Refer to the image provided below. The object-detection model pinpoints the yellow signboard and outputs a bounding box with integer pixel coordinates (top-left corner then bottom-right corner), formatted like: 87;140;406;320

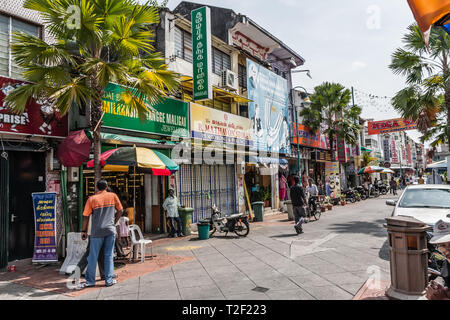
190;103;253;146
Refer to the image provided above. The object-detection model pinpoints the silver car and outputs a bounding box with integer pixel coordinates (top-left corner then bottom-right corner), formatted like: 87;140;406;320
386;185;450;227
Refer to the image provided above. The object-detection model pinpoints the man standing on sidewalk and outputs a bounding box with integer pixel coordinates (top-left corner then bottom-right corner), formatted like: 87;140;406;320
290;176;307;234
163;188;184;238
80;180;123;288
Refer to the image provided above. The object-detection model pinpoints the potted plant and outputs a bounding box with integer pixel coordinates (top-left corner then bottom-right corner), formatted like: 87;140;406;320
325;196;333;210
261;187;271;207
340;194;346;206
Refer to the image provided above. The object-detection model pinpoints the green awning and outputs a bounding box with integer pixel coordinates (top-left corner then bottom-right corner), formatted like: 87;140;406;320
100;132;176;147
361;146;372;152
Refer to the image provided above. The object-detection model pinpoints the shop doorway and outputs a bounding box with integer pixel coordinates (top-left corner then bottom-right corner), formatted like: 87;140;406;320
8;151;46;261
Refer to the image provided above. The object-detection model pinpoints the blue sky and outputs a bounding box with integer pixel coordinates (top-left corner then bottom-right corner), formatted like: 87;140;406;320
163;0;424;143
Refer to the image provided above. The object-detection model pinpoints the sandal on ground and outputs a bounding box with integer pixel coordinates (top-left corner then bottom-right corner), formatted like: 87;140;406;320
76;282;95;290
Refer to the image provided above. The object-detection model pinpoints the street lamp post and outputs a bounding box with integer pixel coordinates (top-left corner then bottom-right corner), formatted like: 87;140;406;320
291;86;311;185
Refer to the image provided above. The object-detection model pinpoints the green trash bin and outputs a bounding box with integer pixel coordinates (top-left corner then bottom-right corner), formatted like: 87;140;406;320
251;201;265;222
197;221;210;240
178;207;194;236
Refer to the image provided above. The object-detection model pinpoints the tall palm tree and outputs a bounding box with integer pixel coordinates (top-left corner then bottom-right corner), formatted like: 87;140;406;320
299;82;362;159
5;0;179;183
389;24;449;149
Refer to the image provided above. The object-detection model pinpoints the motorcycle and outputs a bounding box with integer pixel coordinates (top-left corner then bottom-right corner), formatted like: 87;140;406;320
426;231;446;281
355;186;367;200
343;188;357;203
305;195;321;222
206;204;250;237
368;184;380;198
377;182;389;195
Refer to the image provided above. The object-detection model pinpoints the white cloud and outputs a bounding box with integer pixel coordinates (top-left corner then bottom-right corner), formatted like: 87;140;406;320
351;61;367;71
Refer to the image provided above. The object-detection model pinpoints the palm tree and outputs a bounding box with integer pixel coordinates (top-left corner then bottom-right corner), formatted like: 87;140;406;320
389;24;449;149
299;82;362;159
5;0;179;183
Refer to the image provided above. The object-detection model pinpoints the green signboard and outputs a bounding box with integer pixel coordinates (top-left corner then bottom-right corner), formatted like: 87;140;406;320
192;6;212;101
102;83;189;137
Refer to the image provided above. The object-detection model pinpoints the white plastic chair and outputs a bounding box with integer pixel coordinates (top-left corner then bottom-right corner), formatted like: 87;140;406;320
128;224;153;263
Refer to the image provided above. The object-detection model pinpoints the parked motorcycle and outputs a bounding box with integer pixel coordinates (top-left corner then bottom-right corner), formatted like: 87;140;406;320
368;184;380;198
377;182;389;195
355;186;367;200
343;188;357;203
206;204;250;237
426;231;446;281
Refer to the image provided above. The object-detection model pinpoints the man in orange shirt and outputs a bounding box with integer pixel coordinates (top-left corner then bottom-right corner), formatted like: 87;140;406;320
80;180;123;288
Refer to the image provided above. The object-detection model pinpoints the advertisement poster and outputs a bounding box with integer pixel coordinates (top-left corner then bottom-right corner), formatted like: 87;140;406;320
337;135;347;163
325;162;341;199
102;83;189;137
0;76;68;137
391;140;399;163
32;192;58;263
247;59;290;154
190;103;253;146
367;118;417;135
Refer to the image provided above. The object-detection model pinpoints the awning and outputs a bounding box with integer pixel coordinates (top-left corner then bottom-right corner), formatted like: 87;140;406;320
427;159;447;169
181;76;252;104
361;146;372;152
100;132;176;148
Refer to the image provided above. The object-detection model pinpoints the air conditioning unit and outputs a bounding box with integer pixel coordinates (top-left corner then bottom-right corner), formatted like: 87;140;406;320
221;69;238;91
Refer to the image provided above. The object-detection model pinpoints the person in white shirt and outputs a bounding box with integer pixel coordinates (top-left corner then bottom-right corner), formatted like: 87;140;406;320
163;188;183;238
306;178;319;213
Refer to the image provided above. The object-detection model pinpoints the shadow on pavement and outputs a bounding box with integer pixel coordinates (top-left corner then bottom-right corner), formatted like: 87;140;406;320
378;240;390;261
327;219;387;238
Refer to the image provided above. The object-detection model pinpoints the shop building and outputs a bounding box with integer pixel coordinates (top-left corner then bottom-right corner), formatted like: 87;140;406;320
157;2;305;215
0;1;68;269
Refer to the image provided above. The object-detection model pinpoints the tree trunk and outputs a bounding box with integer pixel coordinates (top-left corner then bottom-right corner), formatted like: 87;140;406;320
90;96;104;189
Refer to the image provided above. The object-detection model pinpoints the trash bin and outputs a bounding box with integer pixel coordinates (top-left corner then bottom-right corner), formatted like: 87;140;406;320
197;221;210;240
384;216;430;300
178;207;194;236
285;200;294;221
251;201;264;222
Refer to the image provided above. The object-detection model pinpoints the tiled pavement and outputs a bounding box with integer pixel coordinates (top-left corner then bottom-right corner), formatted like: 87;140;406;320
0;193;398;300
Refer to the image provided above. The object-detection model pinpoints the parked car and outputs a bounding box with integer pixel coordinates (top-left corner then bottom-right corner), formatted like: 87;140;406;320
386;185;450;228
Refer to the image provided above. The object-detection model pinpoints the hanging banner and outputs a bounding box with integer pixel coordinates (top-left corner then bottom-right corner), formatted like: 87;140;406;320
192;6;212;101
383;139;391;162
325;162;341;199
32;192;58;263
367;118;417;135
391;140;399;163
407;144;413;164
247;58;290;153
336;135;347;163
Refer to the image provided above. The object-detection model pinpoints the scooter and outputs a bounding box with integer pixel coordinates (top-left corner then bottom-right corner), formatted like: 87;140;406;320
355;186;367;200
343;188;357;203
206;204;250;237
377;182;389;195
426;231;446;281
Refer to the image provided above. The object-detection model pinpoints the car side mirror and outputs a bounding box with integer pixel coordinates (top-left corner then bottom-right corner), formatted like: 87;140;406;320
386;200;397;207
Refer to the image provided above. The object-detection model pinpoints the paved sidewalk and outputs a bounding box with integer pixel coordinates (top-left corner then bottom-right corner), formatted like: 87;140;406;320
0;195;395;300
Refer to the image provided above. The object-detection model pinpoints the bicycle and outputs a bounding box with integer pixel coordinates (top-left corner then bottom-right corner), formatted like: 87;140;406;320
305;195;321;222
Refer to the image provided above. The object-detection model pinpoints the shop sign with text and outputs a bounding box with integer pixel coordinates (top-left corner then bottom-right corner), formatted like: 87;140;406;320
368;118;417;135
292;124;319;148
102;83;189;137
0;76;68;137
192;6;212;101
190;103;253;146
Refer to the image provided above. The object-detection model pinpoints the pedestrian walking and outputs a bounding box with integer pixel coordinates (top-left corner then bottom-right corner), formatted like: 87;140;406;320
163;188;184;238
389;177;397;195
289;176;307;235
418;174;425;185
79;180;123;288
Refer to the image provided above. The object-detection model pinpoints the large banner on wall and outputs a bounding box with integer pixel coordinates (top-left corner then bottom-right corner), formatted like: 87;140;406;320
368;118;418;135
292;124;319;148
247;59;290;154
0;76;68;137
32;192;58;263
190;103;253;146
102;83;189;137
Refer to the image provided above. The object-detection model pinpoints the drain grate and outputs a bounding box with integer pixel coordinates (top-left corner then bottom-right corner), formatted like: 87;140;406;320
252;286;269;293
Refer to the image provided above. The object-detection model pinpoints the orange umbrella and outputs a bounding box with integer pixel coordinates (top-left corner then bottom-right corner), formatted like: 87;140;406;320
407;0;450;43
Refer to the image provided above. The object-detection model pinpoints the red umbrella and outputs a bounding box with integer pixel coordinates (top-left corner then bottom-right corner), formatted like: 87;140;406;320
56;130;92;167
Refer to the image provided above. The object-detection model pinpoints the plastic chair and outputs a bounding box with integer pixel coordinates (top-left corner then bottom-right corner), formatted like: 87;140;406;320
128;224;153;263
